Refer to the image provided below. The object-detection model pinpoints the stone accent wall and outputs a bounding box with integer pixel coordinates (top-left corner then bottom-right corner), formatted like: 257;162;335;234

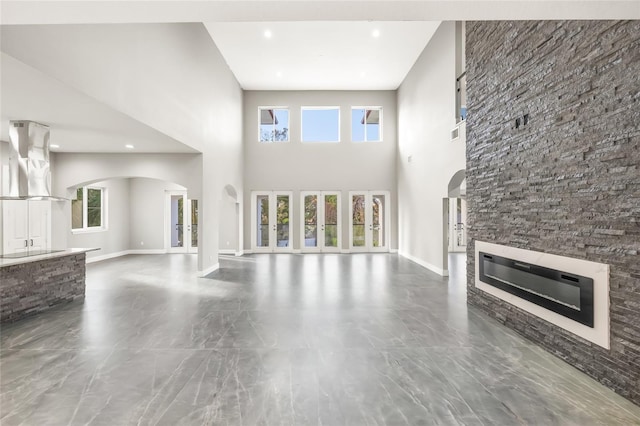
466;21;640;405
0;253;86;322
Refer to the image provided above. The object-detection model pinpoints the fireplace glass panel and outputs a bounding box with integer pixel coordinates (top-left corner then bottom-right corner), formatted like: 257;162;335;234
483;260;581;310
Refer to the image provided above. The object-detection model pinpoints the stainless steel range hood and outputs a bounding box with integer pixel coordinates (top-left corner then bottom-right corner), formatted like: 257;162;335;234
1;120;66;201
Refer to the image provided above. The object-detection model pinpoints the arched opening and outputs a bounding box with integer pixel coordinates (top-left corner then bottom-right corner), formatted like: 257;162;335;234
443;169;467;279
219;184;242;256
61;176;196;263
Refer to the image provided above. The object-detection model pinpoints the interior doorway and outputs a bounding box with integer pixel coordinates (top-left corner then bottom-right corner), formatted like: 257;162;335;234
165;191;198;253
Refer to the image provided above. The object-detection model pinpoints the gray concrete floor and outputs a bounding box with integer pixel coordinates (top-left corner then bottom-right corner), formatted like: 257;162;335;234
1;253;639;425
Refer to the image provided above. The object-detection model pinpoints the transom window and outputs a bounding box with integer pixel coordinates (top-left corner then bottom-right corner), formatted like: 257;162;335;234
352;107;382;142
301;107;340;142
72;186;105;231
259;107;289;142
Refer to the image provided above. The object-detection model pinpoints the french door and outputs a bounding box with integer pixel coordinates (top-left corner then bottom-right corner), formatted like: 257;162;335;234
251;191;293;252
300;191;341;253
166;191;198;253
349;191;390;252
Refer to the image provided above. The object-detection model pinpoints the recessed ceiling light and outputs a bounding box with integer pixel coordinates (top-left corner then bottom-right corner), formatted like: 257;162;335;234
125;144;134;149
50;144;60;149
372;29;380;38
276;71;283;78
264;30;272;39
360;71;366;78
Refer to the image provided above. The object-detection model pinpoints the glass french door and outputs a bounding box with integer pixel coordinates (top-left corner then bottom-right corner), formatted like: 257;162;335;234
349;191;390;252
251;191;293;252
300;191;341;252
167;191;198;253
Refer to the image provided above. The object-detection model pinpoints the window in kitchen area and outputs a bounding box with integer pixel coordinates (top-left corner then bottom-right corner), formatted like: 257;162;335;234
72;186;106;232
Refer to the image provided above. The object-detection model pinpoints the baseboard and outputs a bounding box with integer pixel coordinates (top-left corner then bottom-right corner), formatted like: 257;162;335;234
244;249;253;255
389;248;398;253
219;249;236;255
86;250;128;264
398;251;449;277
128;249;167;255
86;249;168;263
199;262;220;277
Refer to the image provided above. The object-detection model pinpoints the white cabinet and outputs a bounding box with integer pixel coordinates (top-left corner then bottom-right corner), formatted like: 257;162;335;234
1;200;51;254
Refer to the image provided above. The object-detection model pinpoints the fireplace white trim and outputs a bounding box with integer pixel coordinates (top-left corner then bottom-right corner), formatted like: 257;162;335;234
475;241;610;349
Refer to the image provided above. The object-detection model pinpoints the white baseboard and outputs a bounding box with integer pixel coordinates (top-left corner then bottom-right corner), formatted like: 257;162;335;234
128;249;167;255
86;250;128;264
220;249;245;257
389;248;398;253
399;251;449;277
86;249;168;263
199;262;220;277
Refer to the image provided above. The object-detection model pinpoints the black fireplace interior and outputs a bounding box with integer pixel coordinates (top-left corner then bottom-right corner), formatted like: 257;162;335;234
479;252;594;327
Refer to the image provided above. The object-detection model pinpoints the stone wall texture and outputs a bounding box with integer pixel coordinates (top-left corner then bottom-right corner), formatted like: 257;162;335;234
0;253;86;322
466;21;640;405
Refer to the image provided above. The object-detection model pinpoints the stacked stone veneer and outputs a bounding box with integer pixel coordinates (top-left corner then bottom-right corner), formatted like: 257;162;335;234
466;21;640;405
0;253;86;322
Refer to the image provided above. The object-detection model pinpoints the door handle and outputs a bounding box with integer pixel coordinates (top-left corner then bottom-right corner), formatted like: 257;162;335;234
30;239;34;246
24;240;28;247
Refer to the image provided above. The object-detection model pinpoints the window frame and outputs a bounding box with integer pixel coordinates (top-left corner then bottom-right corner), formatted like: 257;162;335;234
71;185;107;233
351;106;383;143
301;106;341;143
258;106;290;143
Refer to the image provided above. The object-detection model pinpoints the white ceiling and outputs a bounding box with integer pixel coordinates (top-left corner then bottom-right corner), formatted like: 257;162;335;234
0;53;196;153
1;1;638;152
204;21;441;90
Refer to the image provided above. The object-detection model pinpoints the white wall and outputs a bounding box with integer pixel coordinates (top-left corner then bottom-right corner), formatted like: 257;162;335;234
2;23;243;273
397;22;466;275
243;90;397;251
128;178;185;250
67;178;130;260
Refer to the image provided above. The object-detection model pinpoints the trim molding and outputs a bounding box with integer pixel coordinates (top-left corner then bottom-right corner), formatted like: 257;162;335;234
398;251;449;277
219;249;245;257
86;249;167;263
199;262;220;277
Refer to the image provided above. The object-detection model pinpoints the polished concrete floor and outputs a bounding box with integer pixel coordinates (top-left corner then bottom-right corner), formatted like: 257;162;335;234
1;253;640;425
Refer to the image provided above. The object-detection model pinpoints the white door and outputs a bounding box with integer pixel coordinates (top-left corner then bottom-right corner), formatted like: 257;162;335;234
166;192;198;254
251;191;293;252
300;191;341;253
349;191;390;252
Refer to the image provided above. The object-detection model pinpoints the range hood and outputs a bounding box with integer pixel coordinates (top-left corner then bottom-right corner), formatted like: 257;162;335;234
1;120;66;201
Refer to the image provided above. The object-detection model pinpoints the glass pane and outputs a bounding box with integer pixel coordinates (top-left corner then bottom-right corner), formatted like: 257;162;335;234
302;108;339;142
372;195;385;247
87;208;101;227
257;195;269;247
365;109;381;141
352;108;381;142
276;195;290;247
177;197;184;247
71;187;83;229
304;195;317;247
351;108;365;142
191;200;198;247
352;194;365;247
324;194;338;247
260;108;289;142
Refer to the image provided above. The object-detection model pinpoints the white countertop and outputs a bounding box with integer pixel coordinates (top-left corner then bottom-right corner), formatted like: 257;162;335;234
0;248;99;268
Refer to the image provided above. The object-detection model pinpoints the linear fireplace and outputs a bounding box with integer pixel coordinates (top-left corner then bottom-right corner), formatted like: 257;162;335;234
479;252;594;327
474;241;610;349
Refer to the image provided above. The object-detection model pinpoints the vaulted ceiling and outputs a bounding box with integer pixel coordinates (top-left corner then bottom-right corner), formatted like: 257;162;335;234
1;1;637;152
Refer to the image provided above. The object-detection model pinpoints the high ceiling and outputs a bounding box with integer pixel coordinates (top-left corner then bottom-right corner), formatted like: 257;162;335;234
0;1;637;152
204;21;441;90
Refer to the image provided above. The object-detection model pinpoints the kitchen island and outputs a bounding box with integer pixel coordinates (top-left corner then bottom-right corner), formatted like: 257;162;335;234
0;248;97;322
